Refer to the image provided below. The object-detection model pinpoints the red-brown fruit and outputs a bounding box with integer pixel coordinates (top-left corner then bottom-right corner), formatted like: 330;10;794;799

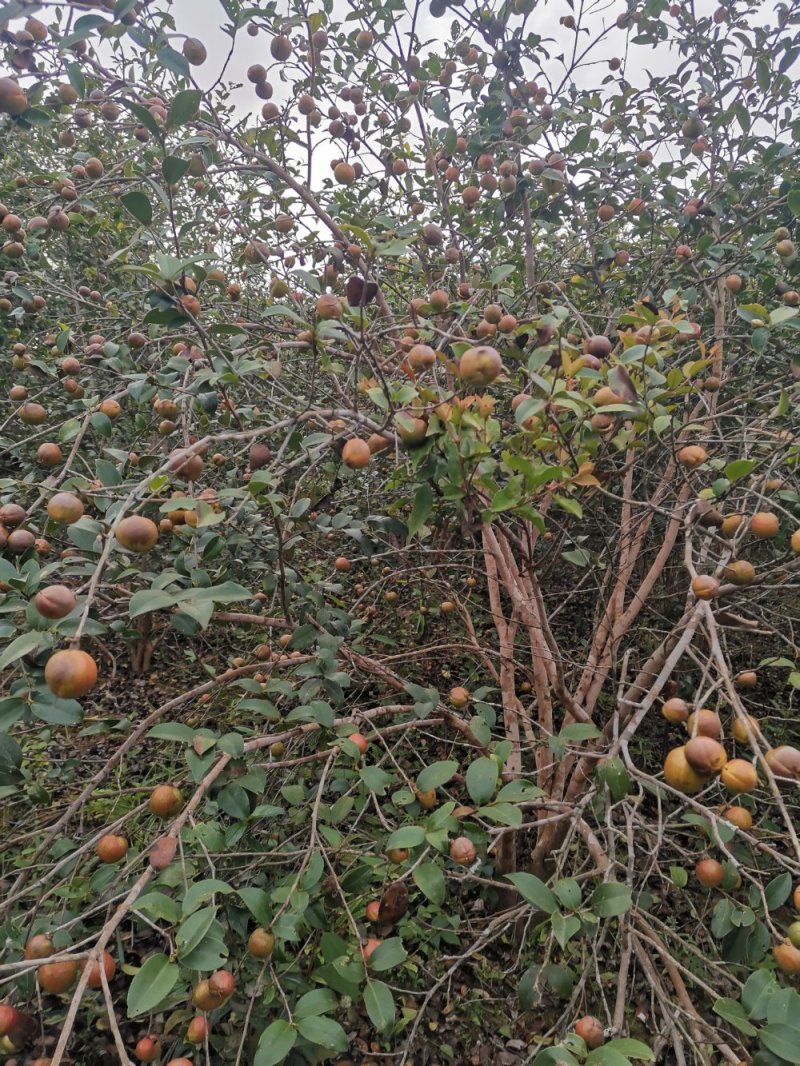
34;585;77;620
81;951;116;989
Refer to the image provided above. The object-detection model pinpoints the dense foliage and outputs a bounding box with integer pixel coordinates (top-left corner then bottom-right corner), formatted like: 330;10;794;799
1;0;800;1064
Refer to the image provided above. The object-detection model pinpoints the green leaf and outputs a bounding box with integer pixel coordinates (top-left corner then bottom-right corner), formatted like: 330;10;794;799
416;760;459;792
551;911;581;949
147;722;195;742
552;493;583;519
296;1014;348;1051
295;988;338;1018
157;43;190;78
385;825;426;850
506;872;558;914
765;872;792;910
771;306;799;326
126;953;180;1017
176;905;217;957
670;866;688;888
533;1050;579;1066
490;262;516;284
595;756;631;801
553;878;582;909
133;891;181;924
369;936;407;972
0;630;52;671
121;191;153;224
364;979;395;1031
162;155;190;184
359;765;392;795
129;588;177;618
760;1024;800;1063
254;1019;297;1066
413;861;446;906
600;1039;655;1061
585;1049;630;1066
407;483;433;539
558;722;601;742
591;882;633;918
465;757;498;804
788;189;800;218
59;14;108;49
217;782;251;821
167;89;202;128
181;879;234;915
712;998;758;1036
724;459;756;482
31;693;83;725
742;969;779;1019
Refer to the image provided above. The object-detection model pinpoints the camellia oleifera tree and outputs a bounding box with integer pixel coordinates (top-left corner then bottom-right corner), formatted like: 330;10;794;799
1;0;800;1063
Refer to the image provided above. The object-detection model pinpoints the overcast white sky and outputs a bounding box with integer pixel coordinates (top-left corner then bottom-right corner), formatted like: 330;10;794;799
165;0;728;110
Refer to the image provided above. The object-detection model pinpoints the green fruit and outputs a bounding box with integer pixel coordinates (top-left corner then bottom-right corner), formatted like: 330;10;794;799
788;920;800;948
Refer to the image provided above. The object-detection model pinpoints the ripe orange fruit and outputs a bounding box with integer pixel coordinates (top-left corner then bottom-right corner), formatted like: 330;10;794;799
732;716;760;744
720;759;758;793
34;585;76;620
46;491;84;524
334;557;350;572
247;928;276;958
750;511;779;538
459;345;502;387
663;746;705;794
721;513;745;538
81;950;116;989
38;959;78;994
19;402;47;424
685;736;727;775
774;940;800;974
765;746;800;778
677;445;707;468
96;834;128;863
365;900;381;923
574;1016;604;1049
362;937;381;963
148;785;183;817
134;1035;162;1062
691;575;718;600
208;969;234;996
722;806;753;830
116;516;159;553
333;161;355;185
348;732;368;754
407;343;437;372
662;697;689;723
316;293;342;320
44;649;98;698
724;560;755;586
686;709;721;738
449;686;469;708
449;836;477;864
342;438;371;469
735;671;757;689
36;442;63;467
695;858;724;887
186;1015;209;1044
24;933;54;960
